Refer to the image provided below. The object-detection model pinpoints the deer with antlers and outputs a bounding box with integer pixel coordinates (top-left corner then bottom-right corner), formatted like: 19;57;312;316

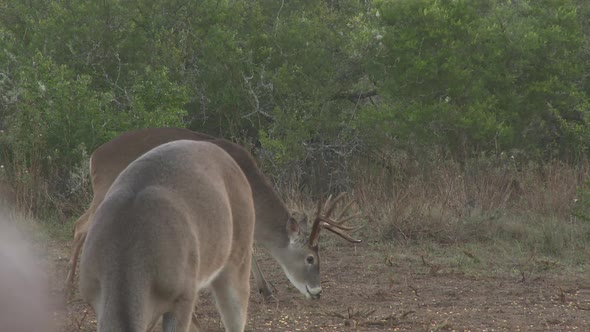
68;128;362;329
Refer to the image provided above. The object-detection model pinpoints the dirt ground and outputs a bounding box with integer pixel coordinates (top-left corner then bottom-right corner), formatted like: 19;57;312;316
50;238;589;332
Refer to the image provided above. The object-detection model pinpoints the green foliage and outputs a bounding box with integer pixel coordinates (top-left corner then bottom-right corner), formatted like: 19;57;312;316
573;178;590;223
0;52;108;212
363;0;590;160
0;50;188;214
1;0;590;216
5;53;111;172
120;67;188;129
258;129;289;171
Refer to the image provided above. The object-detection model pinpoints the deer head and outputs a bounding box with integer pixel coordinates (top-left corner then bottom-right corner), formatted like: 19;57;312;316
271;192;363;300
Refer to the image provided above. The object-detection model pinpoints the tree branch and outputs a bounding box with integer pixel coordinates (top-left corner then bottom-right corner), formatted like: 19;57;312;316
332;89;377;103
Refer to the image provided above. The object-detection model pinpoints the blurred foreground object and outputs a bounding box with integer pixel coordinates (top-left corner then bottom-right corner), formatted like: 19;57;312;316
0;210;54;332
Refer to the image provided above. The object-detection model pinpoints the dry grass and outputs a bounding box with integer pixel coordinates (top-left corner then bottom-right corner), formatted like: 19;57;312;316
8;152;586;331
276;154;590;268
349;156;589;250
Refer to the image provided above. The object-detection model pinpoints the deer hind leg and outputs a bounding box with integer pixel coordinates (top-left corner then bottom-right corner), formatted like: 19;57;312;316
64;234;83;297
162;298;196;332
210;258;252;332
64;211;90;298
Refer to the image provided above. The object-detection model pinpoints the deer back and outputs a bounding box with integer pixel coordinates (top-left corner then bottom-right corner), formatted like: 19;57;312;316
79;140;255;331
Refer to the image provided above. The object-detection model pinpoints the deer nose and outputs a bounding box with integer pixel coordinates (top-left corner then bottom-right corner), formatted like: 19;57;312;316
314;289;322;299
307;286;322;299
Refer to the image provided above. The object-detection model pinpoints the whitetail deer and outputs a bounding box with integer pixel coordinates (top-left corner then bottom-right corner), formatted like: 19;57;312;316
79;140;255;331
68;128;362;306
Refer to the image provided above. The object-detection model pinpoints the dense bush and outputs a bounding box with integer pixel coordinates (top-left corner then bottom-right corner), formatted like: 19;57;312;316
1;0;589;217
361;0;589;161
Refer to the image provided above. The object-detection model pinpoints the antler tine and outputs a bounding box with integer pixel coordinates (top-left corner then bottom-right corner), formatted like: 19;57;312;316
323;192;348;220
311;192;363;247
322;194;333;214
321;217;364;231
322;223;363;243
333;198;357;224
336;212;364;224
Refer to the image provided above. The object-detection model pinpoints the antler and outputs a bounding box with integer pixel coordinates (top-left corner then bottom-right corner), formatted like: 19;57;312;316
310;192;363;247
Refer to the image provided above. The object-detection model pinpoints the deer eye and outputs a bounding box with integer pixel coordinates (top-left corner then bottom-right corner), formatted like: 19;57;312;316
306;255;315;265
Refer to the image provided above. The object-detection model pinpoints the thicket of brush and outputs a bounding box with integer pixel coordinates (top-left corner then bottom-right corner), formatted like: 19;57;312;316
1;0;590;258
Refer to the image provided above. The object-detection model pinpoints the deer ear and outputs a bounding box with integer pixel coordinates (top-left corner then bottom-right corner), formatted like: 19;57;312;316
290;211;309;232
286;217;301;240
300;213;309;226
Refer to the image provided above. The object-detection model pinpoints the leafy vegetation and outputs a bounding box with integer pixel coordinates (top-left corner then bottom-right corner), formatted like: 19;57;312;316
1;0;589;255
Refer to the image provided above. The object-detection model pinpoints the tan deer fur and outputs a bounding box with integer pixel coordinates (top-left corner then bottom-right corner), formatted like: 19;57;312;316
79;140;255;332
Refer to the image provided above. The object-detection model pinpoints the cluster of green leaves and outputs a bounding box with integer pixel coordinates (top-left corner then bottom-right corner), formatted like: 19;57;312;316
1;0;590;215
0;0;372;213
362;0;590;161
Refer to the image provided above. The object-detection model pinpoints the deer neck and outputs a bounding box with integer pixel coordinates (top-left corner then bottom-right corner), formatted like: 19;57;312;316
212;139;291;250
248;174;291;250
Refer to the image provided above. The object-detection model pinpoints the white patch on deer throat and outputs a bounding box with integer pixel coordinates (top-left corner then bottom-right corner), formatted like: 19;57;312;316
278;263;309;298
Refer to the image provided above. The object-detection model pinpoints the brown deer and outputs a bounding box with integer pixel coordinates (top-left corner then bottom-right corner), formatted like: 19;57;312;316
79;140;255;331
69;129;362;320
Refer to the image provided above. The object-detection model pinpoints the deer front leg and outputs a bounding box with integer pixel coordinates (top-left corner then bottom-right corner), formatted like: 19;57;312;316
211;256;252;332
251;250;274;300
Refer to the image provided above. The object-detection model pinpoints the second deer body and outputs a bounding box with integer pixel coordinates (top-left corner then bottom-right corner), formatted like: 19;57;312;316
79;140;255;331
